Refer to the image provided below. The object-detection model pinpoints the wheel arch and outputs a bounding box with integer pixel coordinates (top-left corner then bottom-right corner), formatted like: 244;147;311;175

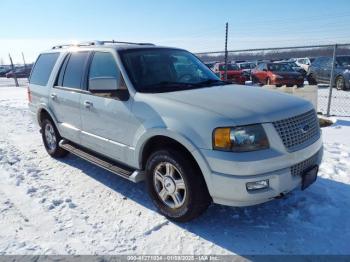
139;134;212;199
37;105;58;127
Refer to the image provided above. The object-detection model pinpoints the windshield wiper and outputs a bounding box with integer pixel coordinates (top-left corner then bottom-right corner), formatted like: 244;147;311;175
140;81;198;93
144;81;196;88
194;79;230;87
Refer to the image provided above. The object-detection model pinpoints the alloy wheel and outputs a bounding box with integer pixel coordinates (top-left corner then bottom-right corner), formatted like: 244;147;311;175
153;162;187;209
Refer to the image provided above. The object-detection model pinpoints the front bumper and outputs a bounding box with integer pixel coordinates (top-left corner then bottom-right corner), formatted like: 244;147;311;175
198;126;323;207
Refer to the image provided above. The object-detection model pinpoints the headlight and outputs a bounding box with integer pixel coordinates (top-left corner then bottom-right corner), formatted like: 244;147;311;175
213;124;269;152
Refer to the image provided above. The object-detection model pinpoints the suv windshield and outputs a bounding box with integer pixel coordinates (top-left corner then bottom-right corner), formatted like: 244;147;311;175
268;63;293;72
120;48;225;93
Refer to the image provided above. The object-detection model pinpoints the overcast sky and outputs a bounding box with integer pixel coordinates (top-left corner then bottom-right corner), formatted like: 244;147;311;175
1;0;350;64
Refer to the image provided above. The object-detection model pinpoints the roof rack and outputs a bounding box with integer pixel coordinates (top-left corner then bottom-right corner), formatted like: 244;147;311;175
52;40;155;49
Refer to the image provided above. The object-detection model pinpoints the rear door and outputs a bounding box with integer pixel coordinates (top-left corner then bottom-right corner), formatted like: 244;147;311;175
315;58;327;83
80;51;138;162
321;58;333;82
50;51;91;144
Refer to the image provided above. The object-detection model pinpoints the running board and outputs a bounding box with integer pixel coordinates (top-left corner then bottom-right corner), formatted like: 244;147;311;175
59;140;144;183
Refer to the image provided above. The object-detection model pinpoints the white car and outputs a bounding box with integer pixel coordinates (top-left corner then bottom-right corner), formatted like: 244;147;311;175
289;57;313;71
28;41;323;222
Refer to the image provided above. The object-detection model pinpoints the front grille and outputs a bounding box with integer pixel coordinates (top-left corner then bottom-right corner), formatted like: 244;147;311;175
291;150;320;176
273;110;320;152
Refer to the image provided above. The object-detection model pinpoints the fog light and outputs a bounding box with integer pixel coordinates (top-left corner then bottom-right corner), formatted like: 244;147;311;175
246;179;269;191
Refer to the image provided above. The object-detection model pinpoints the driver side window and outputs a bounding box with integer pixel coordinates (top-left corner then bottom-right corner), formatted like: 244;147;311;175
88;52;126;98
89;52;119;83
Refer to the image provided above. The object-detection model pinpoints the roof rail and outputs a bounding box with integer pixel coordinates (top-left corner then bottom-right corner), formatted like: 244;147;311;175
99;40;155;46
52;40;155;49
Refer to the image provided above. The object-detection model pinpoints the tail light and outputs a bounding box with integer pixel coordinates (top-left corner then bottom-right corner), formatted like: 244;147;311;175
27;86;32;103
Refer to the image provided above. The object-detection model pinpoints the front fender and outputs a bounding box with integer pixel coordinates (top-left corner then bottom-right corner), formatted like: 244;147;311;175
135;128;199;165
134;127;214;195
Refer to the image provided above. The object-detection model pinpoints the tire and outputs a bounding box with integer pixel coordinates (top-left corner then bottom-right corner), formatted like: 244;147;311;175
297;84;304;88
145;149;211;222
41;118;68;158
251;75;258;85
335;76;345;90
307;74;317;85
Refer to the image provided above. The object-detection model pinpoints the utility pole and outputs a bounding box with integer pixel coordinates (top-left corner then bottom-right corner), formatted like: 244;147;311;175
9;53;19;87
326;44;337;117
22;52;26;69
224;22;228;81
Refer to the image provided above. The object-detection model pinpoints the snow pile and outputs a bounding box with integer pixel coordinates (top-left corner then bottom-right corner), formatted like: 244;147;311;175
0;81;349;255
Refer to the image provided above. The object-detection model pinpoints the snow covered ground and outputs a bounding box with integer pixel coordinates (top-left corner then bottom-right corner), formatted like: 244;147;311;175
0;78;349;255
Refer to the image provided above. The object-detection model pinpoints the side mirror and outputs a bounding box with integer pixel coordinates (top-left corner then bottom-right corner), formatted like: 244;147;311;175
89;77;118;92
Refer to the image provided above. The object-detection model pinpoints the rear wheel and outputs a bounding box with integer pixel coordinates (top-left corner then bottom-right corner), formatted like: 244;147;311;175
145;149;211;222
41;118;68;158
251;75;259;85
336;76;345;90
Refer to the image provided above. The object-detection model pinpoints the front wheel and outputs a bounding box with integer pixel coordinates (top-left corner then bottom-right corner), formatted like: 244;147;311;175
307;74;317;85
145;149;211;222
336;76;345;90
41;118;68;158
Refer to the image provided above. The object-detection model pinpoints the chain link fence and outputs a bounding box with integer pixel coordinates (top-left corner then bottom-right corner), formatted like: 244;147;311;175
196;43;350;117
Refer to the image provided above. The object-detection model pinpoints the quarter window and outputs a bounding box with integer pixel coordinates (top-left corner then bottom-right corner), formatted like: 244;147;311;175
29;53;59;86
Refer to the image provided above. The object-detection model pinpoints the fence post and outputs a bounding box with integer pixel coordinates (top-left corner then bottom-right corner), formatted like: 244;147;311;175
224;22;228;81
8;54;19;87
326;44;337;117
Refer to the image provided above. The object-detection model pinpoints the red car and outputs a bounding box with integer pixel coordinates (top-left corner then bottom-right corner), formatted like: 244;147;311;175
213;63;246;84
251;62;304;87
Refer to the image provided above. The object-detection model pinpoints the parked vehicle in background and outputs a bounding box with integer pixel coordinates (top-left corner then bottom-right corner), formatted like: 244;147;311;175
28;41;322;221
237;62;257;80
308;55;350;90
251;62;304;87
6;65;32;78
204;61;217;71
0;67;11;77
213;62;246;84
275;61;307;77
289;57;313;71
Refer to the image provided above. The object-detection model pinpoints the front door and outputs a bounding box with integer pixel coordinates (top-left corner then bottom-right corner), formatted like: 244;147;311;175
80;51;138;163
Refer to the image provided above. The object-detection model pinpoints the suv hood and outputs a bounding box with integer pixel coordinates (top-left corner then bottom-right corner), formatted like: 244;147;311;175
157;84;312;125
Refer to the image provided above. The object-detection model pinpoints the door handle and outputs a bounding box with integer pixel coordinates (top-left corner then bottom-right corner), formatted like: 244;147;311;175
84;100;93;108
50;93;57;100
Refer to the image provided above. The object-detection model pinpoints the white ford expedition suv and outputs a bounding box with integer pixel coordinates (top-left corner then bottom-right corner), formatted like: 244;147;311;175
28;41;323;222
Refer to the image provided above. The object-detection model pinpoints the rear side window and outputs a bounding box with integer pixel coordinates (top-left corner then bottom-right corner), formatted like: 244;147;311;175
29;53;59;86
62;52;90;89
